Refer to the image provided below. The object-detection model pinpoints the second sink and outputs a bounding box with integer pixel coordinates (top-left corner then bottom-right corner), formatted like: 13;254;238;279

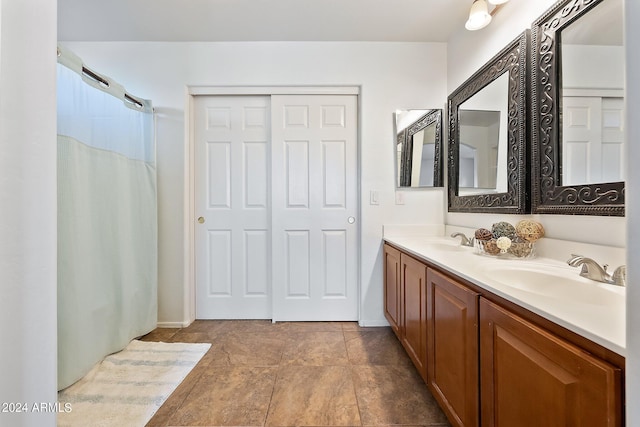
480;263;624;307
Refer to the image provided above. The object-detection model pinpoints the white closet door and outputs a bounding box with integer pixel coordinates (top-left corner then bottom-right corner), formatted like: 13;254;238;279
194;96;271;319
563;96;625;185
600;97;625;183
271;95;358;321
563;96;602;185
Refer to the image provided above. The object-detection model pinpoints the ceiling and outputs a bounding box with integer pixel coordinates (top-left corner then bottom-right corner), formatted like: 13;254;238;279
57;0;472;42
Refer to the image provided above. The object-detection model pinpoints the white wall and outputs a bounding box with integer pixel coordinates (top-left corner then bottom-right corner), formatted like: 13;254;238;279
61;41;448;326
625;0;640;424
446;0;626;247
0;1;57;426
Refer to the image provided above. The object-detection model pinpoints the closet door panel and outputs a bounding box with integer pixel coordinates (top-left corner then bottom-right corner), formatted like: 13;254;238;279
271;94;359;321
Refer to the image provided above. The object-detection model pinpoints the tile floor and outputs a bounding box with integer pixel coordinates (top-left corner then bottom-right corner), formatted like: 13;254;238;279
143;320;450;427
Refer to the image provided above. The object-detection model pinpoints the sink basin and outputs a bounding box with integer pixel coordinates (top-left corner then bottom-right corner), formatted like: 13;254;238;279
481;264;624;306
425;241;471;252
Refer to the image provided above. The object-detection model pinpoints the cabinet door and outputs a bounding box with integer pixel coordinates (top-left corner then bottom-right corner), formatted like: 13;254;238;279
383;244;401;335
480;298;622;427
427;268;479;427
401;253;428;381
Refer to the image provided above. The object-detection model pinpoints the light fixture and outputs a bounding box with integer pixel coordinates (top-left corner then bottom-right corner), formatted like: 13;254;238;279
465;0;492;31
487;0;510;4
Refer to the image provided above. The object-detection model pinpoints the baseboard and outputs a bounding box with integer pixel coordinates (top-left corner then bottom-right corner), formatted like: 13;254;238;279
158;319;388;328
156;321;189;329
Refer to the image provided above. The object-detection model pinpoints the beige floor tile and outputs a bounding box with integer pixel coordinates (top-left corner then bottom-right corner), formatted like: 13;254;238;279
279;321;345;333
181;319;228;334
184;319;288;334
218;319;289;333
138;328;180;342
145;350;213;426
281;332;349;366
207;332;286;366
351;365;449;426
169;331;219;344
146;322;451;427
344;329;413;366
166;366;277;426
265;365;361;426
340;321;363;331
341;323;393;332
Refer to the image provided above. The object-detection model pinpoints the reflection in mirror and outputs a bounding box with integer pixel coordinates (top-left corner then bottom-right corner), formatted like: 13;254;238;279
458;110;500;190
560;0;624;186
458;71;509;194
394;109;443;188
410;127;437;186
531;0;624;215
448;31;529;213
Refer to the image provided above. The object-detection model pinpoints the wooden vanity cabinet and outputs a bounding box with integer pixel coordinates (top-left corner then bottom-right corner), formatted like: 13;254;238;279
383;244;401;334
426;268;479;427
480;298;622;427
401;252;428;381
383;244;427;381
383;242;624;427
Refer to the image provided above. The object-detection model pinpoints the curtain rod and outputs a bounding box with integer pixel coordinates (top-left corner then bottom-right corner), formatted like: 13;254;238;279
58;46;146;110
81;67;145;109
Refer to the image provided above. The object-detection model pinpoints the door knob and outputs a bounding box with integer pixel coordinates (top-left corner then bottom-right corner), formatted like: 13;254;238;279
197;217;205;224
348;216;355;224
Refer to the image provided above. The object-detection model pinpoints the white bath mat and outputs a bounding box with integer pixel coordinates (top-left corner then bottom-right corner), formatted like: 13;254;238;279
57;340;211;427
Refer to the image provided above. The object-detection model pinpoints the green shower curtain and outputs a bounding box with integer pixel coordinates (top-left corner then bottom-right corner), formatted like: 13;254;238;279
56;46;157;390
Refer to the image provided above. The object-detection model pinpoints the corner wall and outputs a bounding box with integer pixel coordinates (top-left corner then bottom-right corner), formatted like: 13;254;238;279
625;0;640;424
61;41;448;326
0;1;57;426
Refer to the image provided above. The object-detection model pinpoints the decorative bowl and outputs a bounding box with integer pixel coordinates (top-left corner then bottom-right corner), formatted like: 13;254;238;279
474;239;535;259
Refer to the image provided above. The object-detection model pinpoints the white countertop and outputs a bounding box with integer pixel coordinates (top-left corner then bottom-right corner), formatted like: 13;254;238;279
384;234;626;356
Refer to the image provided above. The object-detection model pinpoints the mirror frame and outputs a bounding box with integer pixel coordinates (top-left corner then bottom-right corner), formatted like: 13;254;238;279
447;31;530;213
397;129;409;186
398;109;443;188
531;0;625;216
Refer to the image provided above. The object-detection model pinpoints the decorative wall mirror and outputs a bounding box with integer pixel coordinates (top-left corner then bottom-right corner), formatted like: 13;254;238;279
448;31;529;213
531;0;625;216
394;109;443;188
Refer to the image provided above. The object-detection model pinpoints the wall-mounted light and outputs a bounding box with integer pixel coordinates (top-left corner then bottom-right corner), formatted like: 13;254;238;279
465;0;510;31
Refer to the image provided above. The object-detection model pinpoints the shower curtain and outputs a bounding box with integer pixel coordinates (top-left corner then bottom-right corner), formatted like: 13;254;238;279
57;46;157;390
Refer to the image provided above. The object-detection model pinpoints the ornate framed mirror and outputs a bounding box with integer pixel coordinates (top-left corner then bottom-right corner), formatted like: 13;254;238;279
447;31;529;213
531;0;625;216
395;109;443;188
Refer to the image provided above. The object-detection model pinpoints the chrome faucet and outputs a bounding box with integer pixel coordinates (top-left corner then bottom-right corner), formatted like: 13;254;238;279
567;254;626;286
612;265;627;287
451;232;474;247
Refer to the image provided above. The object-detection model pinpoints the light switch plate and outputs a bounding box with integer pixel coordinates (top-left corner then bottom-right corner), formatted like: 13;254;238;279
395;191;405;205
370;190;379;205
